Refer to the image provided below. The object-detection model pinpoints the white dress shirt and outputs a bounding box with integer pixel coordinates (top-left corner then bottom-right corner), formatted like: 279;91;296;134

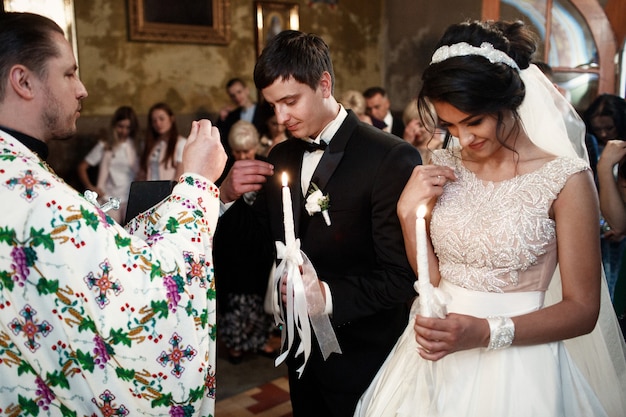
240;104;256;123
300;105;348;195
300;105;347;314
383;111;393;133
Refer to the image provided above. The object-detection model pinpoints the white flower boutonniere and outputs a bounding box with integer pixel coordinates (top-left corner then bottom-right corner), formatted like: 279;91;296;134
305;183;331;226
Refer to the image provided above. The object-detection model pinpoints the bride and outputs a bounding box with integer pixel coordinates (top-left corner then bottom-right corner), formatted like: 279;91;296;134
355;20;626;417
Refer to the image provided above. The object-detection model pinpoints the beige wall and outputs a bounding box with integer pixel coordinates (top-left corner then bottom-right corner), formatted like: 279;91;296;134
74;0;384;118
52;0;386;186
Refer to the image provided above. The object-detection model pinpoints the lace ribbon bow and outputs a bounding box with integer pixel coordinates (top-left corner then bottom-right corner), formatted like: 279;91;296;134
272;239;342;377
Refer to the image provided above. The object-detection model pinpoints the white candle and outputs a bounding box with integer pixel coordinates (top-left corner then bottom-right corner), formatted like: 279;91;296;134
415;205;430;286
282;172;296;246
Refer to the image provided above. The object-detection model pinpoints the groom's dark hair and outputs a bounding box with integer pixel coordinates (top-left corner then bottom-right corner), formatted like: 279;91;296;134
254;30;335;93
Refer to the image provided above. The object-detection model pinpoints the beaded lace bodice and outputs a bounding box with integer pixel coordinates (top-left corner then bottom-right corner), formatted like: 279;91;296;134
430;148;589;293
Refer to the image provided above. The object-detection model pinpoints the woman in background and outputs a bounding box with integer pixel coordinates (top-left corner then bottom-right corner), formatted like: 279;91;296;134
77;105;139;223
139;102;187;181
402;98;443;163
258;113;289;157
586;94;626;299
340;89;373;125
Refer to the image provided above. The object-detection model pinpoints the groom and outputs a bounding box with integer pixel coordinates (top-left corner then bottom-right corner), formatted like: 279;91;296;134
218;30;421;416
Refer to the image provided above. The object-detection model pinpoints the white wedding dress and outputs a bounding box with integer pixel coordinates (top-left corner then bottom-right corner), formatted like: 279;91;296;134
355;148;626;417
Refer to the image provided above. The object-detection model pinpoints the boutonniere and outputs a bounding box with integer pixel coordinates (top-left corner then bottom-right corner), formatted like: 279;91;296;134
305;183;331;226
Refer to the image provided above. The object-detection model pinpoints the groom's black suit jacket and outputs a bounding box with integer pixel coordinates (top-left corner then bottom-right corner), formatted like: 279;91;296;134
252;110;421;415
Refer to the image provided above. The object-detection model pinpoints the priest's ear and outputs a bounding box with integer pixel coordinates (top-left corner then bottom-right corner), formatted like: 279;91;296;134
8;64;37;100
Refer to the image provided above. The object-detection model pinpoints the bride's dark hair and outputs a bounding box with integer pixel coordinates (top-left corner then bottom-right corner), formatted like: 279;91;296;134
418;20;537;148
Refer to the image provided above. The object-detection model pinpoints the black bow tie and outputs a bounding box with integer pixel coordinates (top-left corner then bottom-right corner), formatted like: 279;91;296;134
299;139;327;153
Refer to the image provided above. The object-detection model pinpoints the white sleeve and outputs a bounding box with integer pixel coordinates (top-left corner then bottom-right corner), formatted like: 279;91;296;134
84;141;105;166
174;136;187;164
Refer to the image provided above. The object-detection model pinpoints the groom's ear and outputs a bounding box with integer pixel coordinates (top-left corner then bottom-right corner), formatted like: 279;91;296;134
319;72;333;98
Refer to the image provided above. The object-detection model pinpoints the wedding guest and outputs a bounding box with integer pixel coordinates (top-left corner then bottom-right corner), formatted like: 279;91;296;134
598;138;626;320
77;105;139;223
363;86;405;136
218;30;421;416
214;120;276;364
216;78;267;157
584;94;626;150
356;20;626;417
585;94;626;298
339;89;373;124
138;102;187;181
257;101;290;157
0;12;226;415
402;98;443;163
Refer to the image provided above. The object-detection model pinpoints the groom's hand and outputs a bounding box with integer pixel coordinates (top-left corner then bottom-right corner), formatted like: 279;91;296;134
280;266;327;304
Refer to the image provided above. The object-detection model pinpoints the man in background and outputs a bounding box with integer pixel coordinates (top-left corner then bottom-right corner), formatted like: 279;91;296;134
216;77;267;156
363;86;405;137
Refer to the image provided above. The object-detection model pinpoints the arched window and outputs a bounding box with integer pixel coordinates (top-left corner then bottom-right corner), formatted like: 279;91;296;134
482;0;617;111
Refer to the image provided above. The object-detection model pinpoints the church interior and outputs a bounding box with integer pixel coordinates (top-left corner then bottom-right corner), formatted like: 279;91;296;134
1;0;624;415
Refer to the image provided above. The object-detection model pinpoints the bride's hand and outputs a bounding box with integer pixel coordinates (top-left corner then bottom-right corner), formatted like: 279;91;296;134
413;313;490;361
397;165;456;220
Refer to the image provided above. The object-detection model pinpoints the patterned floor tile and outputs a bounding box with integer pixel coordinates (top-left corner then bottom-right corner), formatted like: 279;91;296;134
216;376;292;417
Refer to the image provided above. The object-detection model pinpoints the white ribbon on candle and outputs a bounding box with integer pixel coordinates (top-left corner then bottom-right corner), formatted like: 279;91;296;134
300;252;342;359
415;205;449;319
414;281;449;319
273;240;342;377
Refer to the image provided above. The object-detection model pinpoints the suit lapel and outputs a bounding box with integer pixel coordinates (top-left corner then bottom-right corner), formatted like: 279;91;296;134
309;111;357;192
310;151;342;192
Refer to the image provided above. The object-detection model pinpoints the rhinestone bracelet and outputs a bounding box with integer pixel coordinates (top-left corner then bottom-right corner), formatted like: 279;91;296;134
486;316;515;350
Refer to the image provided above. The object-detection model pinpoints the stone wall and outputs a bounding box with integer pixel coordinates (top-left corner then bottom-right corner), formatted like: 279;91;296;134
73;0;384;117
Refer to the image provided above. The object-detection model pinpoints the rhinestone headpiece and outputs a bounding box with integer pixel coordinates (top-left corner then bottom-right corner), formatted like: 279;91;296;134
430;42;519;71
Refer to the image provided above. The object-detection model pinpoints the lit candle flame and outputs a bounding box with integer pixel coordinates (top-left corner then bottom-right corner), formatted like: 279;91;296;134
282;172;288;187
416;205;427;219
